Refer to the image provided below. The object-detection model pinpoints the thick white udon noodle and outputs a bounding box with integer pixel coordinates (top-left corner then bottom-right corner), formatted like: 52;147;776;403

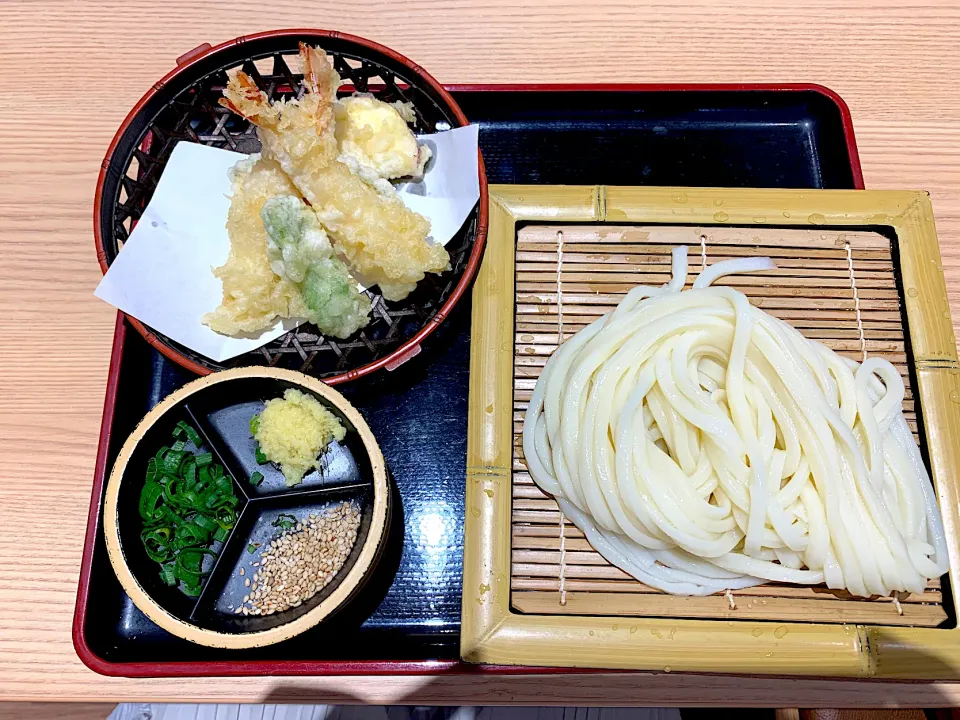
522;247;949;597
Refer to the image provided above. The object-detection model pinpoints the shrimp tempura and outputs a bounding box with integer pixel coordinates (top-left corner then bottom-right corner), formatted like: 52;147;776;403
221;44;449;302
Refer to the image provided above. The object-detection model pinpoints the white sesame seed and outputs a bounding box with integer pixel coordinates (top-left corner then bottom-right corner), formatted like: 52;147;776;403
244;501;361;616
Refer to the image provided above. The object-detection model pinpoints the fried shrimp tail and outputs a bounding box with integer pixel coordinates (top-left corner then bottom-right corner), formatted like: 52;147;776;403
300;41;340;98
219;72;279;128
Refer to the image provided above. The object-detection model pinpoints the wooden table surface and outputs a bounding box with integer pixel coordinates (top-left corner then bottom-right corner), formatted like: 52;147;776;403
3;0;960;708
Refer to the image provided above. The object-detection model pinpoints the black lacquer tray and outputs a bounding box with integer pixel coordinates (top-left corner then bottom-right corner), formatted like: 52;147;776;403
75;83;864;676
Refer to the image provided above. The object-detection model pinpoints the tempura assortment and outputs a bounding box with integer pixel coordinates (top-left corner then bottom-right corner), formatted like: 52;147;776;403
203;43;450;340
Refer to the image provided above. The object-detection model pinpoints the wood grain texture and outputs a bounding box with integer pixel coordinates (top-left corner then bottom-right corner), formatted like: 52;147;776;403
0;703;114;720
2;0;960;706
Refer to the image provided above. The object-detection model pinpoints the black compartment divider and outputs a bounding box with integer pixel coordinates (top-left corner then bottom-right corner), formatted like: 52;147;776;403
254;481;372;508
190;483;376;633
181;394;377;633
189;498;261;625
183;403;252;502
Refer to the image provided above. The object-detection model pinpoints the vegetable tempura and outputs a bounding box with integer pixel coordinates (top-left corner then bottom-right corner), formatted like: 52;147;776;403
261;195;332;283
221;43;449;302
261;196;371;339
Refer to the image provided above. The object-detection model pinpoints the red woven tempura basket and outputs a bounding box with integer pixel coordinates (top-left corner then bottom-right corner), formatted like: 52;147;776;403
94;29;488;384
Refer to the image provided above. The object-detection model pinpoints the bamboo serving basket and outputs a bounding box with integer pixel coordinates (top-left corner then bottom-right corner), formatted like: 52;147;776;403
94;30;487;383
462;185;960;678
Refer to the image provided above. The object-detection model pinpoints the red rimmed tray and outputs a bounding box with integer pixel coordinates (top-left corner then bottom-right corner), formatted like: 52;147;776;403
75;82;864;677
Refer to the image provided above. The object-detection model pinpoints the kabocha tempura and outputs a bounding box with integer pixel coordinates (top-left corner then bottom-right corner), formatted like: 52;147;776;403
335;94;431;193
221;43;449;303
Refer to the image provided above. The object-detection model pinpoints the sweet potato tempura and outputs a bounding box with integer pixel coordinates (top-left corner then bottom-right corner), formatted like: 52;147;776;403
220;44;449;302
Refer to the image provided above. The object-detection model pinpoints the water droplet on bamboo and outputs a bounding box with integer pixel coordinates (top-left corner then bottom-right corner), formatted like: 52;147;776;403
714;211;729;222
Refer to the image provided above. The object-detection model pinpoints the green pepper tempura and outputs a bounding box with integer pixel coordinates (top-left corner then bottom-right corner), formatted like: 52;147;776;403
261;195;371;338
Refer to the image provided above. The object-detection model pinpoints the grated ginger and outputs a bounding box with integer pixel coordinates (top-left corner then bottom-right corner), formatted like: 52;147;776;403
254;388;346;486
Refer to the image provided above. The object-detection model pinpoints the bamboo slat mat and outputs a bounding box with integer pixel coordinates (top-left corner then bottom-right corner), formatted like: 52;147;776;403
511;224;947;628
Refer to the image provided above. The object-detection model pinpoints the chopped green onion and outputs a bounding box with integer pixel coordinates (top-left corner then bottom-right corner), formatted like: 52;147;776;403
139;481;164;520
272;513;298;530
247;543;258;554
174;522;208;548
193;514;218;532
255;446;268;464
249;414;260;435
163;449;186;474
141;527;174;563
176;421;202;448
216;507;238;528
138;424;238;597
249;471;264;487
182;458;197;484
159;565;177;586
145;457;159;483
